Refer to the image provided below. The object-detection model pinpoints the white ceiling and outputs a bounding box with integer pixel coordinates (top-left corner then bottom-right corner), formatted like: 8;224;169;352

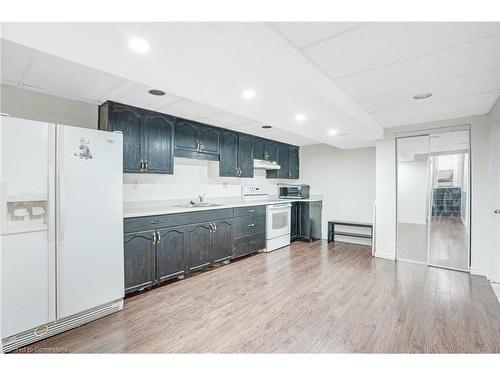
0;38;318;146
1;22;499;148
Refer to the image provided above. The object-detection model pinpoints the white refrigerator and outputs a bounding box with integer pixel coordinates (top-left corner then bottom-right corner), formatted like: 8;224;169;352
0;117;124;352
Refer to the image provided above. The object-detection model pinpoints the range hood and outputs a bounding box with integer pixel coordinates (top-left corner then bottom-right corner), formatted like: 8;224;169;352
253;159;281;170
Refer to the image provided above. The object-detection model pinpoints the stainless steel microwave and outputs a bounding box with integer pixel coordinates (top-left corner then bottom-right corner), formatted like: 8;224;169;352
279;184;310;199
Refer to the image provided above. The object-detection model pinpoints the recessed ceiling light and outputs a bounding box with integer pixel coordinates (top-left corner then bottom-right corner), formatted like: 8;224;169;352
262;125;272;129
295;113;306;122
413;92;432;100
148;89;165;96
242;89;256;99
128;37;150;53
328;129;338;136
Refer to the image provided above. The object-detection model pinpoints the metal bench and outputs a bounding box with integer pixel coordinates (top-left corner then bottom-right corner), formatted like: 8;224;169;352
328;220;373;243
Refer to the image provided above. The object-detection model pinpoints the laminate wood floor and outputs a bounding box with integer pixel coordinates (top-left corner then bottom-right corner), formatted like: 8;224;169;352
18;241;500;353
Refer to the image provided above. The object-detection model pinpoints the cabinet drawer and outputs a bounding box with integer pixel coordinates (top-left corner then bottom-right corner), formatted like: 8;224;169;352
233;232;266;258
233;214;265;238
124;208;234;233
233;205;266;217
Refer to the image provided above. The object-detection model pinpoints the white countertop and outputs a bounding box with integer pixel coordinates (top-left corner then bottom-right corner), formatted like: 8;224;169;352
123;195;323;218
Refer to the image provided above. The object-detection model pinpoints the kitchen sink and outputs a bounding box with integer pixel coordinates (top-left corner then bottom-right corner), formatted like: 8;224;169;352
173;202;222;208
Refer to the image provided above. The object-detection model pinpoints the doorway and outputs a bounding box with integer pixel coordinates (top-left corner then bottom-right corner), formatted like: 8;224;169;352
396;128;470;272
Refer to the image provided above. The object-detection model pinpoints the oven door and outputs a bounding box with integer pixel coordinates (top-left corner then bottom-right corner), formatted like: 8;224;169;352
266;203;291;239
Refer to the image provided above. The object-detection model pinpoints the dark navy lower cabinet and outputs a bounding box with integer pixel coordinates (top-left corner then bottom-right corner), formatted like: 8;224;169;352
123;206;265;295
156;226;187;282
213;220;233;262
124;231;156;294
186;223;214;272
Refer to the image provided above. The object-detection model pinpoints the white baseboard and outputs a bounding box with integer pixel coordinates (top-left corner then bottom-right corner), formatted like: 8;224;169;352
397;258;428;266
375;251;395;261
470;267;488;276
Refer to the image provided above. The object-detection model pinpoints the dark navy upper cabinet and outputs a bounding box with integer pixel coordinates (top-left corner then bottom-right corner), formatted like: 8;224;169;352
174;119;220;161
174;119;199;153
277;143;290;179
288;146;299;179
238;133;254;178
219;130;254;178
99;101;174;174
263;140;278;162
253;137;265;160
100;102;143;173
143;112;175;174
219;130;238;176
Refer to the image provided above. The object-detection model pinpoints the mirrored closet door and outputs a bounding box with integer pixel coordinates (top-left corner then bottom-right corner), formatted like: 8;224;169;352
396;128;470;272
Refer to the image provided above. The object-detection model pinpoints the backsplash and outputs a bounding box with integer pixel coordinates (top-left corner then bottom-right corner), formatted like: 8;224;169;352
123;158;293;202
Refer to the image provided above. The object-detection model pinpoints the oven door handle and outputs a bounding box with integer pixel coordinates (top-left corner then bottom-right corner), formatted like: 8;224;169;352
268;203;292;210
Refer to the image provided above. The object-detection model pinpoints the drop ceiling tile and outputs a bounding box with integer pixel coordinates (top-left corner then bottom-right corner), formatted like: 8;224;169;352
100;80;182;110
157;99;221;120
198;111;253;128
1;39;33;84
272;22;368;48
357;69;500;113
373;91;498;127
24;50;126;101
228;121;268;133
337;35;499;99
305;22;498;78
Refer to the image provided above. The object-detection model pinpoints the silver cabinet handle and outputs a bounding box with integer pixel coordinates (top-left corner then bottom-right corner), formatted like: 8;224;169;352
213;222;217;231
152;231;157;245
156;231;161;243
140;160;144;172
495;209;500;214
144;160;148;171
248;223;255;227
150;220;162;225
248;209;255;213
209;223;214;231
199;142;204;151
195;140;200;152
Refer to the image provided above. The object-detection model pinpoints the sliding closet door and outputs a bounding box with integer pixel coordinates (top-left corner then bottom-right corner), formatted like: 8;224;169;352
428;130;470;271
396;136;430;264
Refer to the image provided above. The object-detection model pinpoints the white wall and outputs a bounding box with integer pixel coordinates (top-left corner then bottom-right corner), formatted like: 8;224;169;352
123;159;288;202
299;144;376;243
1;84;97;129
375;115;491;274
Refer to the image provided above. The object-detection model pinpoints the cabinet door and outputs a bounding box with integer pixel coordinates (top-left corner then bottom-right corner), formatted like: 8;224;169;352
277;143;290;179
264;140;278;162
186;223;214;272
143;113;174;174
109;104;143;173
219;130;238;176
291;202;298;241
156;226;186;282
199;125;220;154
238;133;254;178
253;137;265;160
288;146;299;179
175;119;200;152
213;220;233;262
124;231;156;293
